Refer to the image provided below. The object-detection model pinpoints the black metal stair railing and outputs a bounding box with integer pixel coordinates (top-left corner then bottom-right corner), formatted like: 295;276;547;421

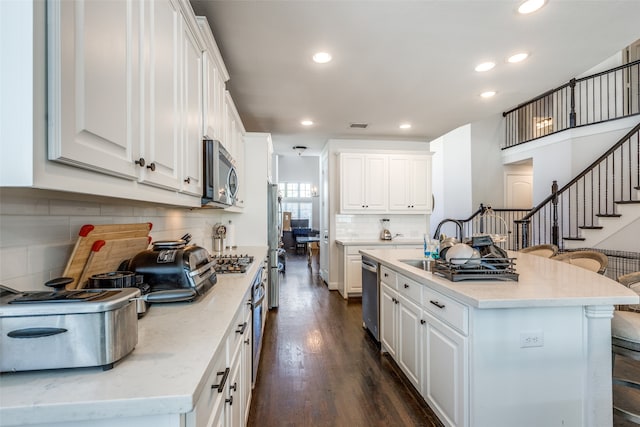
515;122;640;249
503;59;640;149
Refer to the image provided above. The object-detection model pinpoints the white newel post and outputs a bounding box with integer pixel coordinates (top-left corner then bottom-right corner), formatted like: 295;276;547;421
584;305;615;427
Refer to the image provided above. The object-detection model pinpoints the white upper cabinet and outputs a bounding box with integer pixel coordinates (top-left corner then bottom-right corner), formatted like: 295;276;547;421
198;16;230;143
141;0;182;191
180;8;204;196
340;152;430;214
340;153;388;213
46;0;210;203
389;155;432;213
47;0;141;180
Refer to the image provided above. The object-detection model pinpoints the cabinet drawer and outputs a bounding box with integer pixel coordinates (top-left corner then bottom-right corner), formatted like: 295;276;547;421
423;288;468;335
380;266;397;288
227;303;249;361
397;274;422;304
347;245;380;255
188;347;228;427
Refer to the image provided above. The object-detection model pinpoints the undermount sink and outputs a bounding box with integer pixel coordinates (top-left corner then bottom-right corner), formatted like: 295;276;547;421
399;259;431;271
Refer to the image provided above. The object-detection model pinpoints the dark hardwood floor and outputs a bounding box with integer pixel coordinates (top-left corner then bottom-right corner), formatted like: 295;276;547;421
248;253;639;427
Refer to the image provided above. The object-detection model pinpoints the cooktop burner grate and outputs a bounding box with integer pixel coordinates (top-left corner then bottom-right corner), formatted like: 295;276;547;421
212;254;254;274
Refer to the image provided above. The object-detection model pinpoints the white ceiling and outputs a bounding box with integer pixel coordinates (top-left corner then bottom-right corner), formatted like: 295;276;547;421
190;0;640;156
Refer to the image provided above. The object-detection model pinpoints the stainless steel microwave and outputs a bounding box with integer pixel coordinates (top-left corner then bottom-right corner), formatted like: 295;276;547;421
202;139;238;207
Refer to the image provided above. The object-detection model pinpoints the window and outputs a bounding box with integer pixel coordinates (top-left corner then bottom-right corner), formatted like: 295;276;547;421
279;182;313;224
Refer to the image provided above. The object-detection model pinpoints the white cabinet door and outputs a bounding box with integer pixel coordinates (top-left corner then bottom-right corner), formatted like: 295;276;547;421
226;350;242;427
241;307;252;425
398;294;422;388
380;282;398;359
346;254;363;295
389;155;431;213
340;153;388;213
364;155;388;211
180;16;203;196
422;311;467;427
411;156;432;212
141;0;182;190
47;0;140;180
340;154;366;211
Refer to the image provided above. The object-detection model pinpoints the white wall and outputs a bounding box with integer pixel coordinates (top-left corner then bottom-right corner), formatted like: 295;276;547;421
276;155;320;230
470;115;505;208
502;115;639;204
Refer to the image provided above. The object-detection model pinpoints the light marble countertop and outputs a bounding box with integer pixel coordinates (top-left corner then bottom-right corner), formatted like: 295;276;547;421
361;248;639;309
0;246;268;426
335;238;423;246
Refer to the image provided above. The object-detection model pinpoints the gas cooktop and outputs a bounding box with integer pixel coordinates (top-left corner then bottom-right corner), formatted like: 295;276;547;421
211;254;254;274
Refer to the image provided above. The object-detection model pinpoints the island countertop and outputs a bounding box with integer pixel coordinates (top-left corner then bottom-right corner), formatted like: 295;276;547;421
360;247;639;309
0;246;268;426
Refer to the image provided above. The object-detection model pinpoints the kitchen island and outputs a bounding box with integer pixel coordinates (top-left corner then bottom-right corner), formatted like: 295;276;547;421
361;247;639;427
0;246;268;427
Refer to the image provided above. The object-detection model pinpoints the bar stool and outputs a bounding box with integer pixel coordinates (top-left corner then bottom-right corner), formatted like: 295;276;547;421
551;250;608;275
611;271;640;424
519;244;559;258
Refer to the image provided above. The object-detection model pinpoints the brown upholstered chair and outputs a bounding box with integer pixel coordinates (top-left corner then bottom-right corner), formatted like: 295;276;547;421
551;250;608;275
611;271;640;424
519;244;559;258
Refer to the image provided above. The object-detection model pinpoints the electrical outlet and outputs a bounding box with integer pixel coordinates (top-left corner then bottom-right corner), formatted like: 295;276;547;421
520;331;544;348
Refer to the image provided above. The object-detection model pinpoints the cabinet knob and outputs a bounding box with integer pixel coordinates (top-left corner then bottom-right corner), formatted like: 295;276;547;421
420;319;426;325
146;162;156;171
404;283;409;289
225;395;233;405
230;382;237;392
134;157;145;167
244;338;250;345
184;177;191;184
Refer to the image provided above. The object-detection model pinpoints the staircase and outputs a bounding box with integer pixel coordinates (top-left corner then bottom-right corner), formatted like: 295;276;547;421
516;122;640;250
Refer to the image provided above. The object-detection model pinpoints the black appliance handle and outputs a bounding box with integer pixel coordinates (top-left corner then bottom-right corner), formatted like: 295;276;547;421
8;327;68;339
139;289;197;303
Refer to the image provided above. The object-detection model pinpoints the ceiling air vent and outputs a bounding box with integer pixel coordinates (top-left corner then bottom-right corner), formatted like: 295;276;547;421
349;123;368;129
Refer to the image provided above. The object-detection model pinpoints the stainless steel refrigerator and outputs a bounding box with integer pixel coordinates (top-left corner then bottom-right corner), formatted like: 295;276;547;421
267;183;280;308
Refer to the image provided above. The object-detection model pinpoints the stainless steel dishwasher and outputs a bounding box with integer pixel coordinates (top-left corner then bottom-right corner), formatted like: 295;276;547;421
361;256;379;342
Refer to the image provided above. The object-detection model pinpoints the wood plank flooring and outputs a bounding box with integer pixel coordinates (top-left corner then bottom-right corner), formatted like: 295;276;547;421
248;253;640;426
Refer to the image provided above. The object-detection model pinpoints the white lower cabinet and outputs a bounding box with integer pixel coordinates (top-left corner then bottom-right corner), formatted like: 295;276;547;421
380;265;468;427
421;310;468;427
187;287;252;427
380;274;422;390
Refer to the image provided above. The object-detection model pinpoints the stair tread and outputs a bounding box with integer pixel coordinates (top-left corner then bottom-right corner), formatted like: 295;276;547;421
563;237;586;241
579;226;604;230
615;200;640;204
596;213;622;217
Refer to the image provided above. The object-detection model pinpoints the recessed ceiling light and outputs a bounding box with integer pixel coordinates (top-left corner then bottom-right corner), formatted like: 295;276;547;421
475;62;496;72
312;52;332;63
518;0;545;14
301;120;314;126
399;123;412;129
480;91;496;98
507;52;529;63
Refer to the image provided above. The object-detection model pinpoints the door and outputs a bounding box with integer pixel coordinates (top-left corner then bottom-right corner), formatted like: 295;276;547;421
141;0;182;190
505;173;533;208
340;154;365;211
398;295;421;388
380;283;397;358
47;0;140;180
364;155;388;211
181;18;203;196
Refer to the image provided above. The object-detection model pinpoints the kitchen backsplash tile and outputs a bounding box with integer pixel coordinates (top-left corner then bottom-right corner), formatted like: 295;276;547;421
335;214;428;240
0;190;225;291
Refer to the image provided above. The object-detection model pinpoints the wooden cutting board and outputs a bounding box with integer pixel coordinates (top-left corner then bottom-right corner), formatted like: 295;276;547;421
63;223;152;289
76;236;151;289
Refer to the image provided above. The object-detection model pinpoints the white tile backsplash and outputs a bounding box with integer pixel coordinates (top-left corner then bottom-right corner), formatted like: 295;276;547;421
0;190;225;291
335;214;428;240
